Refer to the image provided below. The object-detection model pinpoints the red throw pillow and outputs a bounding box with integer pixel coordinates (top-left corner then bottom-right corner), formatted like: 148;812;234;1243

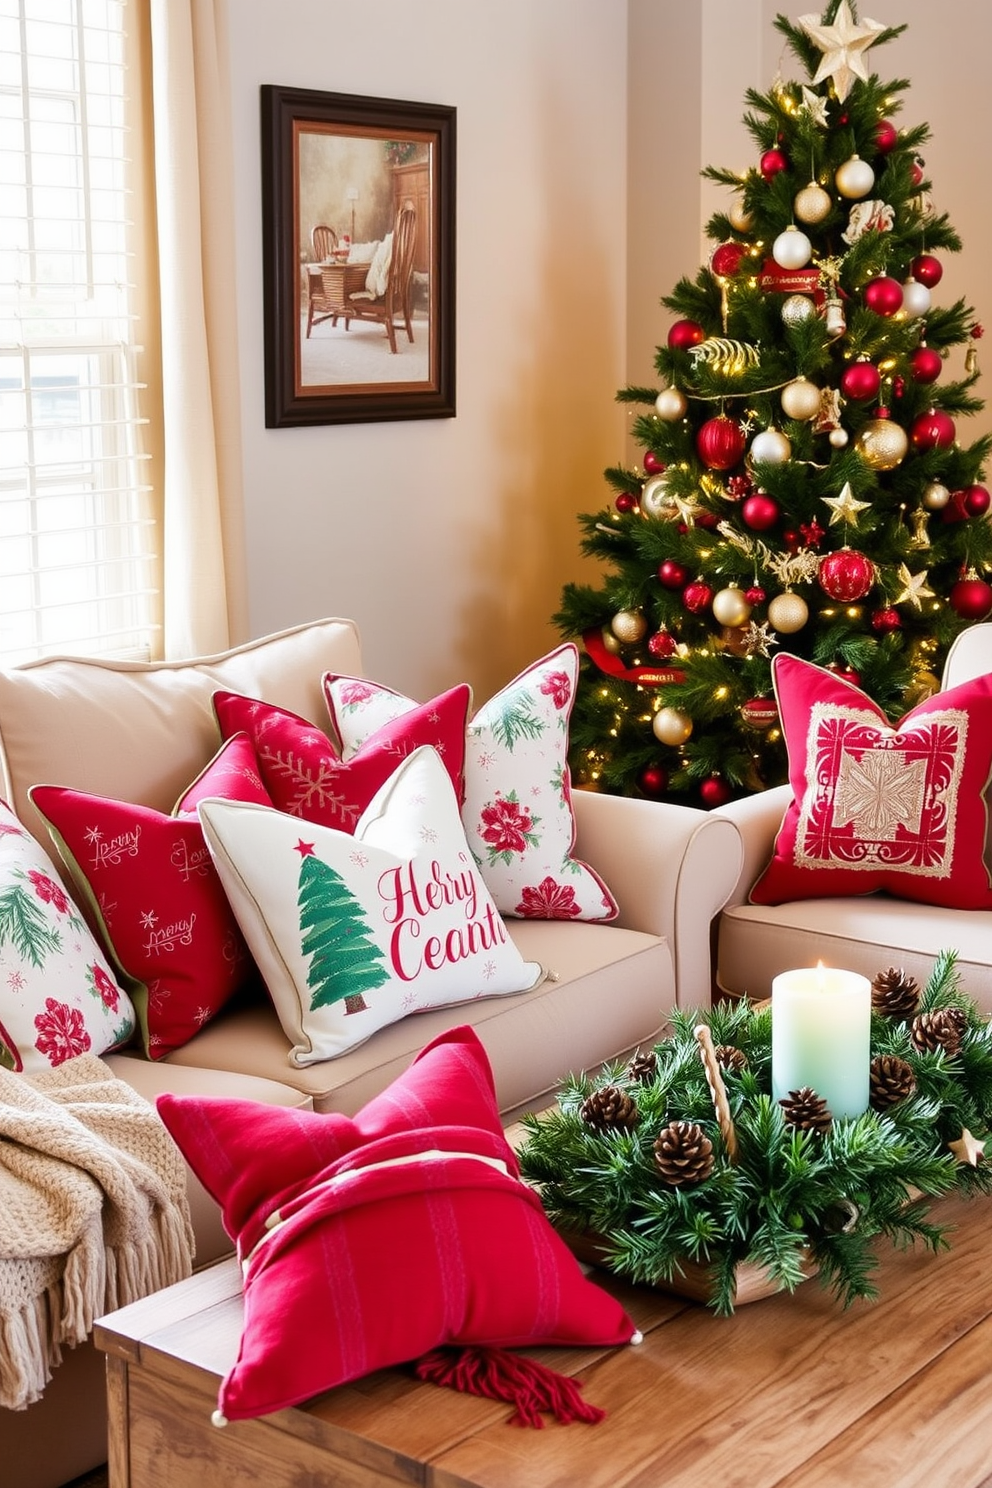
29;737;272;1058
213;685;470;830
751;653;992;909
156;1025;637;1423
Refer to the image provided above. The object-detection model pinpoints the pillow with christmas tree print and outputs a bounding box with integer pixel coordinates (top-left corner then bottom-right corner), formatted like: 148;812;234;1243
0;798;134;1073
197;746;546;1066
751;652;992;909
29;736;273;1060
324;645;618;922
212;684;470;831
156;1023;637;1424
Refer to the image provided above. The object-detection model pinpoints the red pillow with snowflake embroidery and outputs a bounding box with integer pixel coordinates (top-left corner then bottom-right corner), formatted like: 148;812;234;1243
324;646;618;922
29;736;273;1059
751;653;992;909
212;686;470;832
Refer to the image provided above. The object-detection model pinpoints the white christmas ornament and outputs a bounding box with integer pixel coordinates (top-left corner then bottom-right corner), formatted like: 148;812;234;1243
900;279;932;318
640;475;675;520
772;225;813;270
835;155;875;200
781;378;822;422
750;429;792;465
655;386;688;421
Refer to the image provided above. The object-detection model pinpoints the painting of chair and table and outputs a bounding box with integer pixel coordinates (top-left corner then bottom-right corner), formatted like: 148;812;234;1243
299;133;430;388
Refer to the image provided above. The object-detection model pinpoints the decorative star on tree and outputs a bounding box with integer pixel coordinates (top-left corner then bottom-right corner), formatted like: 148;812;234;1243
949;1128;986;1166
894;562;936;609
740;620;778;659
799;84;830;126
798;2;887;103
822;481;871;526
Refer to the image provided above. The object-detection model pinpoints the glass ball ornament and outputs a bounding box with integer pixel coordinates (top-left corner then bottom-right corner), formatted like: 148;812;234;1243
638;763;669;798
667;319;705;351
640;475;675;520
643;450;666;475
910;345;943;384
657;559;689;589
615;492;637;514
950;574;992;619
696;415;746;471
840;361;881;402
864;276;904;316
964;484;992;517
871;607;902;634
835;154;875;199
647;628;677;659
781;294;816;328
760;148;788;180
682;580;713;615
767;591;809;633
728;196;753;233
611;609;648;644
711;241;746;278
817;548;875;602
854;415;908;471
652;706;693;747
740;697;779;730
923;481;951;510
794;180;832;225
772;225;812;270
654;386;688;421
711;585;752;628
875;119;899;154
911;409;956;451
750;428;792;465
599;626;622;656
829;428;850;449
911;254;943;288
699;775;732;808
781;377;821;422
901;279;932;319
741;493;780;531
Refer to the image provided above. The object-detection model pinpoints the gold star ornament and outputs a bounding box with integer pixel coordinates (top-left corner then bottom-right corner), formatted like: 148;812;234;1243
949;1128;986;1167
822;481;871;527
798;3;887;103
894;563;935;610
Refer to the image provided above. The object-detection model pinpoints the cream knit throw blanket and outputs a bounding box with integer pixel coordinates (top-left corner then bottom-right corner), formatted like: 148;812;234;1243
0;1054;194;1411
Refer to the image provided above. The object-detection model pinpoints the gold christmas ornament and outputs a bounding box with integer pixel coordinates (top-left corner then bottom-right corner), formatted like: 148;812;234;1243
652;706;693;746
712;585;753;628
611;609;648;644
781;377;822;422
654;386;688;421
599;626;622;656
794;180;832;225
640;475;675;520
782;293;816;328
822;481;871;526
854;417;909;471
728;196;753;233
829;428;850;448
923;481;951;510
767;590;809;633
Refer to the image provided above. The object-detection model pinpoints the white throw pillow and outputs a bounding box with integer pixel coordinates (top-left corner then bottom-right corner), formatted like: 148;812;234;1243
198;747;545;1066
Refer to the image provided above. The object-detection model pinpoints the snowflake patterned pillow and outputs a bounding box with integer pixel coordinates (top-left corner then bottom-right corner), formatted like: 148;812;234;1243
212;685;470;831
0;799;134;1073
324;645;618;922
751;652;992;909
29;737;272;1060
197;746;545;1066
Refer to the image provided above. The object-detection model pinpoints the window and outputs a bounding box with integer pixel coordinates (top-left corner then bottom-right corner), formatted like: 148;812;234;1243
0;0;159;665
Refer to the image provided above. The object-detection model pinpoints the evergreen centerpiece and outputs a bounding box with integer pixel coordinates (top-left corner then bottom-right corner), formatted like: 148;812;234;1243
518;952;992;1315
555;3;992;806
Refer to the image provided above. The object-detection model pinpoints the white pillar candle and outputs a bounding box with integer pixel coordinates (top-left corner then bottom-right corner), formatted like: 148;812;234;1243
771;965;871;1120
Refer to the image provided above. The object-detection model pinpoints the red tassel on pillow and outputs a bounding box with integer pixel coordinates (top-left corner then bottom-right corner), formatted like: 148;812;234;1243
414;1345;607;1428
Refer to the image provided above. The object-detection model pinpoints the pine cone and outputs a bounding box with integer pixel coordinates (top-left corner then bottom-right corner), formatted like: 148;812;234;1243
779;1086;832;1135
871;967;921;1021
869;1054;917;1111
714;1044;747;1074
910;1007;968;1056
653;1120;714;1186
626;1050;658;1084
580;1085;640;1131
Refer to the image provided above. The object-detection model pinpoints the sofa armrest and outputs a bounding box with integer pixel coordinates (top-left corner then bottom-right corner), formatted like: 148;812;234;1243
711;784;791;909
571;788;744;1011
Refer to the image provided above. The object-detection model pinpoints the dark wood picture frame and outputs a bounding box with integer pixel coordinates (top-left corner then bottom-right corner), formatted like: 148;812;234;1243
261;85;455;427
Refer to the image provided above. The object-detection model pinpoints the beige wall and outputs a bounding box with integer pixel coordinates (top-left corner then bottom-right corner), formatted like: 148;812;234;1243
225;0;992;701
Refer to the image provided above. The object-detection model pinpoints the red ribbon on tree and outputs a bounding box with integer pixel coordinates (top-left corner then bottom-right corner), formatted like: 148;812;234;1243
583;628;685;687
757;258;825;303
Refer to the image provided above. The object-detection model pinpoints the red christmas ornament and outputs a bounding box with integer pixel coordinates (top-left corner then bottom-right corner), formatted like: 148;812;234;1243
871;607;902;634
615;492;637;513
864;277;904;316
743;586;766;605
696;415;746;471
818;548;875;602
740;697;778;729
667;319;706;351
875;119;899;154
826;662;862;687
647;629;677;658
892;375;906;400
695;511;719;529
911;409;956;451
740;493;780;531
800;519;825;549
726;474;754;500
911;253;943;288
638;764;669;797
910;345;942;384
711;242;746;278
657;559;689;589
941;489;970;525
950;576;992;620
964;485;992;517
699;775;732;808
911;158;925;186
643;451;666;475
840;361;881;402
760;148;788;180
682;580;713;615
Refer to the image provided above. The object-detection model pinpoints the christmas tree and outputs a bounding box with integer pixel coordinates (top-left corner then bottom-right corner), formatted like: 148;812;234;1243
555;2;992;807
297;848;390;1014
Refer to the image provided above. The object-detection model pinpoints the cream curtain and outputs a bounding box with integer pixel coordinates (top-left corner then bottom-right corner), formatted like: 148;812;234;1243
146;0;248;657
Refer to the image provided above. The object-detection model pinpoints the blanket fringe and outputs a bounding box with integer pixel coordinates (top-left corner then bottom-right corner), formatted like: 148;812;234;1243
413;1345;607;1428
0;1283;64;1410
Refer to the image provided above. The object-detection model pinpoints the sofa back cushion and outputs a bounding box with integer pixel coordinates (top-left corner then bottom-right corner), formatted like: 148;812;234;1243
0;618;362;844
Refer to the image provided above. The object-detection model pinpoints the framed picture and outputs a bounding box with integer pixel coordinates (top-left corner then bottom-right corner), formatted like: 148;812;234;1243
261;86;456;427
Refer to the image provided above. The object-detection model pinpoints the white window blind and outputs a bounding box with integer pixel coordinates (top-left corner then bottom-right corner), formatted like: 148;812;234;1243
0;0;158;665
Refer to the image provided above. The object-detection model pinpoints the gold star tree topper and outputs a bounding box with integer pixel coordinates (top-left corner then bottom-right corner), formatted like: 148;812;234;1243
798;3;887;103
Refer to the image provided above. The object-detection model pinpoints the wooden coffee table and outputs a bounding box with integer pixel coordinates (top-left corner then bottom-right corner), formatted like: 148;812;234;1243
95;1188;992;1487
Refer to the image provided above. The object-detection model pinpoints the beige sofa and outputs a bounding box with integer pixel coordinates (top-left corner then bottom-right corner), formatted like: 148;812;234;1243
712;624;992;1011
1;617;743;1488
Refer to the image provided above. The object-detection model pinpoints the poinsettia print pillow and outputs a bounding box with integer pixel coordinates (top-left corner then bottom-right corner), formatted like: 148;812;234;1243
325;645;618;922
0;799;135;1073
